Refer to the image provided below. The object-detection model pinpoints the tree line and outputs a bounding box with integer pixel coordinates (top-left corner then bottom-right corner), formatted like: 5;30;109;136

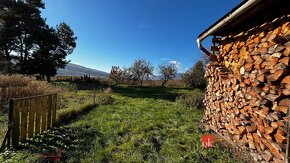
0;0;77;82
110;59;207;88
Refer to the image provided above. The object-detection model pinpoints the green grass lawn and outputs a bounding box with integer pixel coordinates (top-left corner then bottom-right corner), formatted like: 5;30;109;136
1;86;240;163
70;86;238;162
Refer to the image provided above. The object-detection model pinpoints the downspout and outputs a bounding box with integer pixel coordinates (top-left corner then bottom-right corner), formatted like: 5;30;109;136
197;38;212;57
197;0;262;61
197;38;215;61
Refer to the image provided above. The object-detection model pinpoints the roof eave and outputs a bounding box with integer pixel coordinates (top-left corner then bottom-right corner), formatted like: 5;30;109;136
197;0;262;42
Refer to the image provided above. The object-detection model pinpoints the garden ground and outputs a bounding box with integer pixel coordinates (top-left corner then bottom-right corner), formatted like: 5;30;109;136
1;86;242;163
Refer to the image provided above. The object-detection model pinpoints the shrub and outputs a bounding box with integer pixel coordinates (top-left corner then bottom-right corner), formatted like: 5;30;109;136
176;89;204;109
181;61;206;89
95;88;114;105
53;75;102;90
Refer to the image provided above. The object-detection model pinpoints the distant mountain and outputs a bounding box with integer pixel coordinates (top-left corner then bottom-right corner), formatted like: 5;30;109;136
152;73;183;80
57;63;110;78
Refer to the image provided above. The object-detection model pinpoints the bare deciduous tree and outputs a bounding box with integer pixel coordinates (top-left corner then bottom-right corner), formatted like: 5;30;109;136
159;64;177;87
131;59;153;85
120;67;132;84
110;66;123;85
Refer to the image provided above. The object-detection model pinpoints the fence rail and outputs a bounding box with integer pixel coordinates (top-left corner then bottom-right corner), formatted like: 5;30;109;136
1;93;57;149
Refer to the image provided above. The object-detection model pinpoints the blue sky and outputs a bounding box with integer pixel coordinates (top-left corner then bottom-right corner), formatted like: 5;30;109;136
41;0;241;73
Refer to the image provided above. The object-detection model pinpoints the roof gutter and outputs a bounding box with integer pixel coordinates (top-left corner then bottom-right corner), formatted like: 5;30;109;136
197;0;262;58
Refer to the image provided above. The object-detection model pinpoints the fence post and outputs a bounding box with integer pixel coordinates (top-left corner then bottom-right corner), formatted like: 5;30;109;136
0;100;13;151
7;100;13;147
93;88;96;105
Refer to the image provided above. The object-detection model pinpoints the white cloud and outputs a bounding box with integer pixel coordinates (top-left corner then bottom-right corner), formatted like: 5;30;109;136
168;60;181;69
179;67;188;73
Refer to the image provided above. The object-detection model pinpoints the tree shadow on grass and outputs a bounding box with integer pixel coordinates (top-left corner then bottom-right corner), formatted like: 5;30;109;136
112;86;189;101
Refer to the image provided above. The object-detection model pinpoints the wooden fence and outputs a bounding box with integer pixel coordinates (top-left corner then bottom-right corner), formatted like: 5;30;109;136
3;94;57;148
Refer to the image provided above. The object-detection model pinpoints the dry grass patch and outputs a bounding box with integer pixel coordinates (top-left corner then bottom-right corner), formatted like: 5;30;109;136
0;75;56;102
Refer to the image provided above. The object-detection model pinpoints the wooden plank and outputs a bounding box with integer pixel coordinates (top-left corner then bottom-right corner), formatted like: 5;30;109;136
20;99;28;142
35;97;41;135
7;100;13;147
28;98;35;138
51;94;57;126
41;96;47;132
47;95;52;129
11;100;20;148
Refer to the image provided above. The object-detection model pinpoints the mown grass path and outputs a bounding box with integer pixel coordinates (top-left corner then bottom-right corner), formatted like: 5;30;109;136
71;86;238;162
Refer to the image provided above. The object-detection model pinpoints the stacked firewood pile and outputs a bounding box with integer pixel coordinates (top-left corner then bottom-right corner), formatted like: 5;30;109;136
204;15;290;162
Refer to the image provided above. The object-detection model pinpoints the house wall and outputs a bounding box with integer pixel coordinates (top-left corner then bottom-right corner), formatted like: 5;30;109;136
204;15;290;162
